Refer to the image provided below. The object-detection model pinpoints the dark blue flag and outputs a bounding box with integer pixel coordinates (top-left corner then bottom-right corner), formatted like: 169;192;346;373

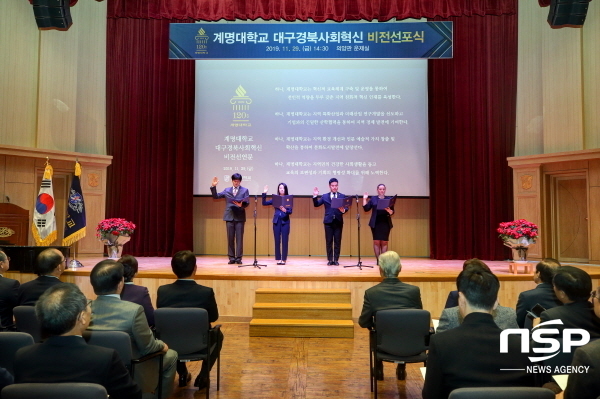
62;162;86;246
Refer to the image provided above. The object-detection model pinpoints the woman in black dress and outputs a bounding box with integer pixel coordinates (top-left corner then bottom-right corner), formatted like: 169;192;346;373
362;184;394;264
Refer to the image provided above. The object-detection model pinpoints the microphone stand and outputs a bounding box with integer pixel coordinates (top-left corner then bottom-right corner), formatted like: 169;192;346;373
240;195;266;269
344;195;373;270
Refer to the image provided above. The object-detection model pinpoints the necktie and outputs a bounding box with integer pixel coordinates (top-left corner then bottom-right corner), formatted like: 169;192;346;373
233;188;238;196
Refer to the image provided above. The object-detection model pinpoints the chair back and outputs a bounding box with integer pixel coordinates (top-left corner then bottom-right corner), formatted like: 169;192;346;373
375;309;430;356
13;306;42;343
0;332;34;375
2;382;107;399
84;330;133;369
448;387;555;399
154;308;209;355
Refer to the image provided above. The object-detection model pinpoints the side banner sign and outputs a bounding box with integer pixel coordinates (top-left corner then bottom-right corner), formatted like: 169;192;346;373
169;22;452;60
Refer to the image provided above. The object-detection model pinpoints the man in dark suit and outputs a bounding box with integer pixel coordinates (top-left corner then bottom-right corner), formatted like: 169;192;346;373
313;177;348;265
0;250;19;330
14;283;141;399
157;250;222;390
422;267;536;399
88;260;177;399
210;173;250;264
358;251;422;379
118;255;154;328
17;248;64;306
564;286;600;399
515;258;562;328
538;266;600;338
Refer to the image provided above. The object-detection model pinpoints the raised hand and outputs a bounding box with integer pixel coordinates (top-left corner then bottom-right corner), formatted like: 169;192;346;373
363;191;369;199
313;187;319;196
263;185;269;193
211;176;219;187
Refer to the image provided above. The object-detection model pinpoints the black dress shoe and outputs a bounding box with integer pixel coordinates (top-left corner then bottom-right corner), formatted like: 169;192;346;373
228;260;235;264
327;261;333;265
179;372;191;387
334;261;339;266
194;375;208;390
236;260;242;264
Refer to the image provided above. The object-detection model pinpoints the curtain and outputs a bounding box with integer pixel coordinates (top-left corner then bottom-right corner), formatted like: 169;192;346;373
106;0;517;259
107;0;516;20
428;14;517;260
106;18;195;256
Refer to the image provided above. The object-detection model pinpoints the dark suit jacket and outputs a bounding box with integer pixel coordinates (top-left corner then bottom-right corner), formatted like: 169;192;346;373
565;339;600;399
17;275;63;306
363;196;394;229
313;192;347;224
210;185;249;222
515;282;562;328
444;290;459;309
0;276;19;329
540;300;600;338
14;335;141;399
121;283;155;327
358;277;422;329
422;312;536;399
262;192;292;224
157;280;219;323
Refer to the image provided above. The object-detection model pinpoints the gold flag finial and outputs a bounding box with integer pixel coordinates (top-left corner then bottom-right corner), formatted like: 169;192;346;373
75;161;82;177
43;161;53;180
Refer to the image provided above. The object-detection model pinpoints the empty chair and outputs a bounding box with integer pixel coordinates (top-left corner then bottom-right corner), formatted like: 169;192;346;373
84;329;164;399
2;382;107;399
13;306;41;343
0;332;34;375
370;309;431;399
154;307;222;399
448;387;555;399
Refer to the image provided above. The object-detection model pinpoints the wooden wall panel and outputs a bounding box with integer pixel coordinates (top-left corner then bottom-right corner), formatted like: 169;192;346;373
541;24;584;153
0;1;39;148
589;186;600;262
583;2;600;149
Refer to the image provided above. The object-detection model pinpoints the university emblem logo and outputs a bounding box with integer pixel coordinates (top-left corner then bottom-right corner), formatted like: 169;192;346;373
521;174;533;190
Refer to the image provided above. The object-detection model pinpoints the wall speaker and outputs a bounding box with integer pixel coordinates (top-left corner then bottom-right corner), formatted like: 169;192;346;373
547;0;590;27
32;0;72;30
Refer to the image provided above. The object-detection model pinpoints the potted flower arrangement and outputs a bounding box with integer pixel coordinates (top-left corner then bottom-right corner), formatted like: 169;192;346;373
96;218;136;258
497;219;539;262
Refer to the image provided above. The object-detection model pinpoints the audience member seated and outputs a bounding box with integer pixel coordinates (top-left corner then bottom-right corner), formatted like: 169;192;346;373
0;367;13;394
564;285;600;399
515;258;562;328
17;248;65;306
0;249;19;331
358;250;422;380
422;267;536;399
88;260;177;399
443;259;490;308
13;283;141;399
118;255;155;328
157;250;222;390
538;266;600;338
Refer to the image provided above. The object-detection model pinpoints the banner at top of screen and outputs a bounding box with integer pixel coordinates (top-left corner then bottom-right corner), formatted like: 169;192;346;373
169;22;452;60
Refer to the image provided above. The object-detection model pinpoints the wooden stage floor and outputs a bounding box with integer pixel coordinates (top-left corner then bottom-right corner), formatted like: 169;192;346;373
62;255;600;282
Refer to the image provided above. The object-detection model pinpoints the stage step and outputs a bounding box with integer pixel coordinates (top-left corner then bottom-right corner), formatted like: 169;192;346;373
249;319;354;338
250;289;354;338
253;303;352;320
254;288;351;304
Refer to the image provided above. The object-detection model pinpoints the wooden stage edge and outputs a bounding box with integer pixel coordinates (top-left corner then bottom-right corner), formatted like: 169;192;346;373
8;255;600;322
58;255;600;282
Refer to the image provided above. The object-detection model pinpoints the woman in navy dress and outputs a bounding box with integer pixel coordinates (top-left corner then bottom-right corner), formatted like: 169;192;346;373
362;184;394;264
262;183;292;265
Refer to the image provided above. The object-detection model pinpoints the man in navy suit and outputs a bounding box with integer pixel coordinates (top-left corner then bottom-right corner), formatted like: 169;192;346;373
515;258;562;328
14;283;141;399
422;267;535;399
157;250;221;390
0;249;19;330
210;173;250;264
17;248;65;306
313;178;348;265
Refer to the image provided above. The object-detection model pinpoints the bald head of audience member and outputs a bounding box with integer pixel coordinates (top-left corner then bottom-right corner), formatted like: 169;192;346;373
90;260;125;296
378;251;401;278
534;258;561;284
35;248;65;277
457;267;499;317
553;266;592;304
35;283;90;337
171;250;197;279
